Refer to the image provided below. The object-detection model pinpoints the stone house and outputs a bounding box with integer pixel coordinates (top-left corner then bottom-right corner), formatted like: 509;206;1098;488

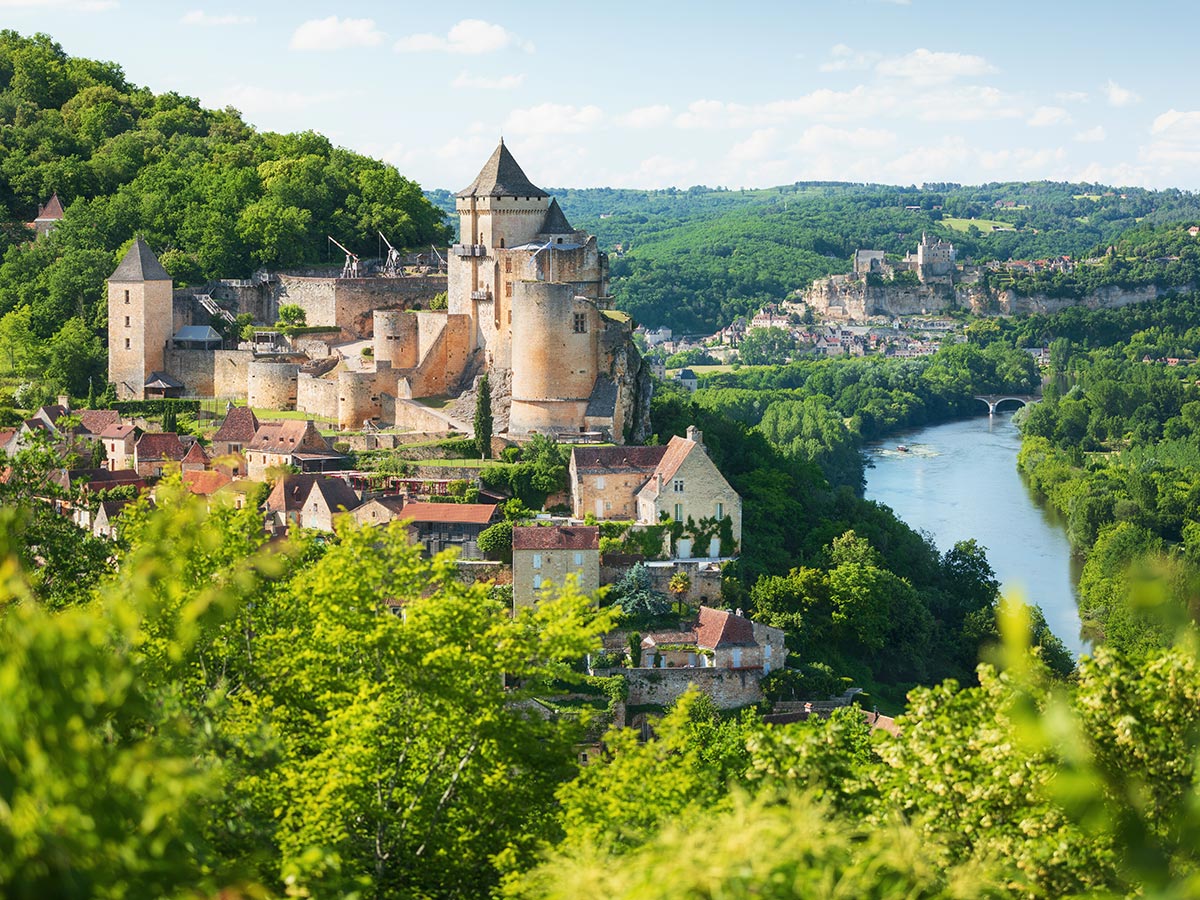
93;498;133;540
263;473;361;533
181;442;210;472
245;420;335;482
512;524;600;608
350;495;408;528
399;501;499;559
636;426;742;555
133;432;188;478
569;444;668;520
101;423;137;471
639;606;785;673
210;407;260;476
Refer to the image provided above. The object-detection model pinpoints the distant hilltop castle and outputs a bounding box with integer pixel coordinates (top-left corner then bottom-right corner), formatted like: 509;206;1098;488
853;233;956;286
107;141;651;443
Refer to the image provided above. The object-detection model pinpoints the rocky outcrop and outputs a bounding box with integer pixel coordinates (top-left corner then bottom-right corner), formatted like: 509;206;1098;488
806;275;1194;320
804;277;955;319
610;343;653;444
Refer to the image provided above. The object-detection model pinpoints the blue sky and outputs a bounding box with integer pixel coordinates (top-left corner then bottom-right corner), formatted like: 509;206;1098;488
4;0;1199;191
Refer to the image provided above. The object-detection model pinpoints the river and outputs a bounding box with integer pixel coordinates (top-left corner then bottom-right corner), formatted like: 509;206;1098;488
864;411;1086;656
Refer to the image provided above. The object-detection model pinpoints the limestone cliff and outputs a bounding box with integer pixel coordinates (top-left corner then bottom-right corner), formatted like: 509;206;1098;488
805;276;1194;320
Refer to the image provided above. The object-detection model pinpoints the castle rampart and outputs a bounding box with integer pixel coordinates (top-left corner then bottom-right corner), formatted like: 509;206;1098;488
246;360;300;410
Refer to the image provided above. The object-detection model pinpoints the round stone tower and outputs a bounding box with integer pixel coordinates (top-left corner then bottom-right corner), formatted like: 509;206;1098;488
509;281;599;436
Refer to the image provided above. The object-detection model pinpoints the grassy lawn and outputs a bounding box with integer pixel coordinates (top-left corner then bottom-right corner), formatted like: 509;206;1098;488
415;458;509;469
941;216;1018;234
416;396;453;409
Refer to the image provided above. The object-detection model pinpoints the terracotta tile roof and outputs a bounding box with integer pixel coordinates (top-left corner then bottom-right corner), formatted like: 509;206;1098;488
513;525;599;551
136;432;187;462
398;501;498;525
183;469;233;496
78;409;120;435
54;468;145;493
695;606;756;649
641;629;698;648
213;407;260;444
0;429;16;448
248;420;329;454
36;192;64;220
637;435;698;500
101;423;136;439
182;442;210;465
572;445;667;474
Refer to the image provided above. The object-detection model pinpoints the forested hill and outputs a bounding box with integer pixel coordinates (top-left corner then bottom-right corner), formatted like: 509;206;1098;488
0;32;450;348
430;181;1200;335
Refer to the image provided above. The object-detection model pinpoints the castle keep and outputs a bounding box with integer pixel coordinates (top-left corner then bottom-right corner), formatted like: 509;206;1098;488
108;141;651;443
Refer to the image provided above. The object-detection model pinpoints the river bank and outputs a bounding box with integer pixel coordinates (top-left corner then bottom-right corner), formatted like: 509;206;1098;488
865;411;1086;656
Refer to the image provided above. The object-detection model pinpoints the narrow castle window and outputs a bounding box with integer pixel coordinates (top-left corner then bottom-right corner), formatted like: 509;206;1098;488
505;258;512;273
124;290;130;304
573;313;587;333
506;283;513;298
124;316;130;327
499;238;505;248
124;338;130;349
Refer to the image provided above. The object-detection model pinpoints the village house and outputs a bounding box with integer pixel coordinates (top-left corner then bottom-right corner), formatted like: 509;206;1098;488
675;368;698;392
101;423;136;471
400;501;499;559
182;469;234;500
181;442;210;473
569;444;668;520
244;420;339;482
210;406;260;476
512;524;600;608
133;432;188;478
92;498;133;540
639;606;786;673
263;473;361;533
636;426;742;555
350;495;409;528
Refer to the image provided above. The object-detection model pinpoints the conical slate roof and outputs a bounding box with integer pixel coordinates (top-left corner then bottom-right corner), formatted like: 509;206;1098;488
109;236;171;282
539;198;574;235
456;139;548;199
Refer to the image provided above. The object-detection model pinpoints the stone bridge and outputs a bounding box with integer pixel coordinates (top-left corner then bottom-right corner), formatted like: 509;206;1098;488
974;394;1040;415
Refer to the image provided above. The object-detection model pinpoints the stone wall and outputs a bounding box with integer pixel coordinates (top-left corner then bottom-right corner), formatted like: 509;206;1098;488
164;348;252;398
624;667;763;710
247;360;299;409
297;373;338;422
270;274;446;339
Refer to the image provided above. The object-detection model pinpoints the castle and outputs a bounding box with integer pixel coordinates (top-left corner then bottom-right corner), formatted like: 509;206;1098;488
108;141;651;443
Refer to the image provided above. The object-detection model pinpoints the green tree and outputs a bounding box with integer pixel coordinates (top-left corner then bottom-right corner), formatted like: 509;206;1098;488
474;373;493;459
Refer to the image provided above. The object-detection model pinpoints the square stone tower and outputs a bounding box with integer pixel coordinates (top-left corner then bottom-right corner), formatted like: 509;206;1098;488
108;237;173;400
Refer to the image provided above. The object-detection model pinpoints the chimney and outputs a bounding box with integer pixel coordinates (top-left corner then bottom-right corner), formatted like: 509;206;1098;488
57;395;71;411
656;472;663;493
686;425;703;445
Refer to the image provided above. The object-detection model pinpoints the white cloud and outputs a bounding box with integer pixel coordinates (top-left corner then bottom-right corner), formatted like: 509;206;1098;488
912;85;1022;123
876;48;996;85
1027;106;1071;127
617;154;700;189
673;87;883;129
1074;125;1106;143
819;43;880;73
618;105;672;128
792;124;896;153
290;16;385;51
450;71;524;90
1151;109;1200;137
504;103;603;135
1056;90;1089;103
1103;79;1139;107
728;128;778;162
396;19;532;54
209;85;355;114
181;9;254;26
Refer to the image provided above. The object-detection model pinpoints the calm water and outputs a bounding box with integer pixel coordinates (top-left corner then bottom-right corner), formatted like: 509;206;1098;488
864;411;1086;656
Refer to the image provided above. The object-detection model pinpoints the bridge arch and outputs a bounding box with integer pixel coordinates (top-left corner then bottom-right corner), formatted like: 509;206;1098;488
973;395;1038;415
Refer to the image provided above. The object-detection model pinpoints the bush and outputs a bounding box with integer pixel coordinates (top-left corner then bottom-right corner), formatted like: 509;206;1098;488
477;520;513;563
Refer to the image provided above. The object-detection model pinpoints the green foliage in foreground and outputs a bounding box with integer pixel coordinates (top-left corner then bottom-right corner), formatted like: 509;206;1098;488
0;481;615;898
509;606;1200;900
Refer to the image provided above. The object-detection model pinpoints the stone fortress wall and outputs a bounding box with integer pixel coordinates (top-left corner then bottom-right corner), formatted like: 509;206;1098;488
246;360;300;410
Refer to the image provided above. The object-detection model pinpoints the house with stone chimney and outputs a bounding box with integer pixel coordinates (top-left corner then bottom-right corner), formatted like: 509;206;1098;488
244;420;340;482
512;524;600;608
